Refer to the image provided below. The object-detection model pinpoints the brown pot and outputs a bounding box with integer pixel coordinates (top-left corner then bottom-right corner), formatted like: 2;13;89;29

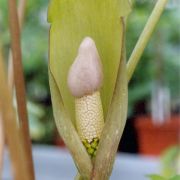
135;116;180;156
54;129;65;147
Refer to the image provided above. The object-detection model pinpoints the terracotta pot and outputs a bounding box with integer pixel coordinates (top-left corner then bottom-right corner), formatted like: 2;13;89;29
54;130;65;147
54;136;65;147
135;116;180;156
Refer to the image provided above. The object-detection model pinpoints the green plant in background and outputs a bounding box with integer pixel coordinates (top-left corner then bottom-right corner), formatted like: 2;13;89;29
161;146;180;178
147;146;180;180
148;174;180;180
0;0;56;143
48;0;168;179
127;2;180;115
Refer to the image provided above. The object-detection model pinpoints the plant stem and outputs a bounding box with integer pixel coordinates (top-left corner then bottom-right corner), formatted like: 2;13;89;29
127;0;168;82
0;47;27;180
8;0;27;90
0;112;4;178
8;0;35;179
92;18;128;180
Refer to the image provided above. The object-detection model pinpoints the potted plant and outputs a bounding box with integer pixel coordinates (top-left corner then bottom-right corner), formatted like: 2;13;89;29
135;116;180;155
147;145;180;180
131;3;180;156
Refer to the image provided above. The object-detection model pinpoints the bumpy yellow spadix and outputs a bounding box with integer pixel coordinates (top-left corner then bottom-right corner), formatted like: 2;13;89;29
68;37;104;156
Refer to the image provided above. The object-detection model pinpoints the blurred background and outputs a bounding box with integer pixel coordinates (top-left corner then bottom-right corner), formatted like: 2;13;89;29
0;0;180;179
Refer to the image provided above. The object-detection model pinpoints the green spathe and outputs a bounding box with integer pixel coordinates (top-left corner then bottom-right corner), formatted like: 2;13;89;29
48;0;131;121
48;1;131;179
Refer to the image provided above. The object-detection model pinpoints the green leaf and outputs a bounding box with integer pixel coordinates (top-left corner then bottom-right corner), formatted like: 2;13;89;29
147;175;167;180
148;175;180;180
170;175;180;180
48;0;131;121
49;70;92;178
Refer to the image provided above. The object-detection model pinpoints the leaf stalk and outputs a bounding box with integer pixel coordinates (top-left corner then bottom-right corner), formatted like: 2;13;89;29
127;0;168;82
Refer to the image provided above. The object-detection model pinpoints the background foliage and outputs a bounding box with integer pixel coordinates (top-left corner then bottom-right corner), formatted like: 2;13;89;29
127;1;180;115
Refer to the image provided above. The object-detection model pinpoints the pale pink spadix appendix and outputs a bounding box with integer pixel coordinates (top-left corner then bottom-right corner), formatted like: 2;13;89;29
67;37;104;157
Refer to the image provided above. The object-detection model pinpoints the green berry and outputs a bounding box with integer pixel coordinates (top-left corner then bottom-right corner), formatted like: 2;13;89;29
87;147;94;155
91;141;98;149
